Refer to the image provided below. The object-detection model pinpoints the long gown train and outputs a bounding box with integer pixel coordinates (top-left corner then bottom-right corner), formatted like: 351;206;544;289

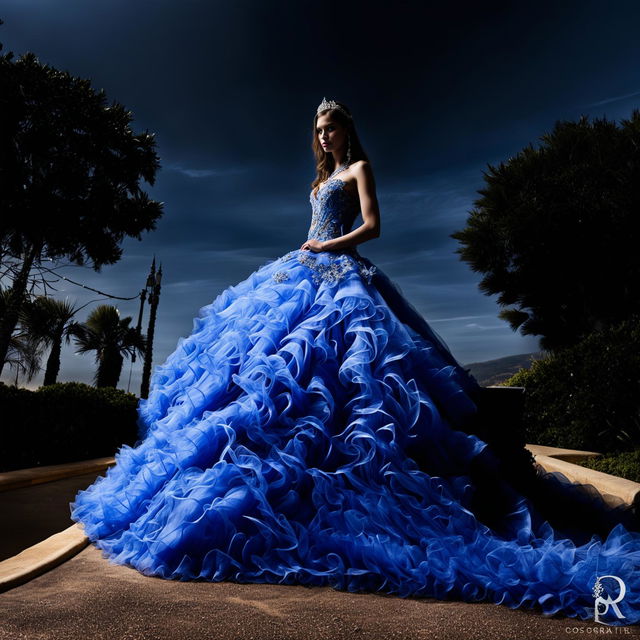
70;173;640;626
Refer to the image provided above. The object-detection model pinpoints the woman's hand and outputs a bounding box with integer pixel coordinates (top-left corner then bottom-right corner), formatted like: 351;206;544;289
300;239;326;252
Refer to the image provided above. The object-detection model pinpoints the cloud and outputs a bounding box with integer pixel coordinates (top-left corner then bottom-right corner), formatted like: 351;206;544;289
582;90;640;108
464;322;505;331
167;164;250;179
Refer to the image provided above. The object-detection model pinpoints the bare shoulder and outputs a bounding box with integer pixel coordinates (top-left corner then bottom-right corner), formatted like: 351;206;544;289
350;160;375;182
350;159;370;173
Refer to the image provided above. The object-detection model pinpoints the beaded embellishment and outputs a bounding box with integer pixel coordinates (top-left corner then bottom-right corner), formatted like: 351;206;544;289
273;170;377;286
277;250;377;286
308;179;358;242
271;270;290;283
300;252;377;285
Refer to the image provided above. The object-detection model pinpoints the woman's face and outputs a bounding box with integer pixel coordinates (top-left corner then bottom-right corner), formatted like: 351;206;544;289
316;113;346;154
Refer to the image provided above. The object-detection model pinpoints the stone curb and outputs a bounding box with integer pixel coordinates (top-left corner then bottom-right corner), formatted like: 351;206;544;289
0;523;89;593
0;456;116;493
525;443;603;463
525;443;640;509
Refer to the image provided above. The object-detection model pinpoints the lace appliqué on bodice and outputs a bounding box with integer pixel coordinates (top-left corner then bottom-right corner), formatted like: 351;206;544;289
307;178;357;242
271;177;377;286
273;250;376;286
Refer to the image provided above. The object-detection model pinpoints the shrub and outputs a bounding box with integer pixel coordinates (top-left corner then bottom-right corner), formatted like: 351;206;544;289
0;381;139;471
503;314;640;453
579;448;640;483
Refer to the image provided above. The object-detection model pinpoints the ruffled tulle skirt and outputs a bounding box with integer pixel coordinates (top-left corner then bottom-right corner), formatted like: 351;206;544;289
70;249;640;626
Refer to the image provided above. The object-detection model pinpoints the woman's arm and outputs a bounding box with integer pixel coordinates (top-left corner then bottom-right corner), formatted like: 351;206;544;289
322;161;381;252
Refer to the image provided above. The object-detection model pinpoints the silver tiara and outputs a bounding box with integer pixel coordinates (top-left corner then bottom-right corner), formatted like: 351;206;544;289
316;96;352;119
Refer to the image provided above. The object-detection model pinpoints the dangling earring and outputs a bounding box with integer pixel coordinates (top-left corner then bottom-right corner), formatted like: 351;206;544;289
346;134;352;166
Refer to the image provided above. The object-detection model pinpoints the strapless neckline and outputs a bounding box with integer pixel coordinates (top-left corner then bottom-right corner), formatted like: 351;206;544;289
311;177;352;200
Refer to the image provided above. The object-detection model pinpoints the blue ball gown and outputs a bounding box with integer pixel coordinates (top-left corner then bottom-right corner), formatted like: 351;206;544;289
70;167;640;626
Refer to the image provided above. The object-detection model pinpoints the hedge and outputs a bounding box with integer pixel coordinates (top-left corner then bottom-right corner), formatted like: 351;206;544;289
503;314;640;454
0;381;140;471
579;448;640;483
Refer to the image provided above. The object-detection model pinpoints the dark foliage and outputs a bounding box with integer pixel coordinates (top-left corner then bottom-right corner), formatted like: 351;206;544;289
503;314;640;453
451;111;640;352
0;381;140;471
0;29;163;374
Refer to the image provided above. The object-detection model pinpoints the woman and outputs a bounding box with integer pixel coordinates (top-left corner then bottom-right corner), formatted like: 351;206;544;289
71;97;640;626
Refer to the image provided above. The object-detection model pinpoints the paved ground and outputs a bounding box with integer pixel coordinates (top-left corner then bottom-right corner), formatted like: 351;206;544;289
0;472;103;561
1;542;637;640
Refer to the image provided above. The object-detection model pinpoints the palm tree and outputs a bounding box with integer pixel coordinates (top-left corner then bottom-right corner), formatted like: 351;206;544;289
73;305;146;388
21;296;82;385
0;286;44;383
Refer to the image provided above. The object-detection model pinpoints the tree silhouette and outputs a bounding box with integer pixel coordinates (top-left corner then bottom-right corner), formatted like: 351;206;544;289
0;286;43;382
73;305;146;388
0;26;163;375
451;111;640;352
21;296;81;385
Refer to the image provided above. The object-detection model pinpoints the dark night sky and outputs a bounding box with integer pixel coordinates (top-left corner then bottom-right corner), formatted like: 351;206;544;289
1;0;639;391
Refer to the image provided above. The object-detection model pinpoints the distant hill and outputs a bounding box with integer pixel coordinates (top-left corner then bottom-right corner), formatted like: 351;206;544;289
462;351;546;387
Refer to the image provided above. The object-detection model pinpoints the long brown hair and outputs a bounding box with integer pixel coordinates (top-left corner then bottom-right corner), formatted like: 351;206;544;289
311;100;370;198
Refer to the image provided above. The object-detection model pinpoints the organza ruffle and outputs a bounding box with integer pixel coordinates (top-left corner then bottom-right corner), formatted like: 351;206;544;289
70;249;640;626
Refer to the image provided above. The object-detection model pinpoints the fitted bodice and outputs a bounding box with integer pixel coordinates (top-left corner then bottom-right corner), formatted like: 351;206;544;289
270;172;376;287
307;178;360;241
